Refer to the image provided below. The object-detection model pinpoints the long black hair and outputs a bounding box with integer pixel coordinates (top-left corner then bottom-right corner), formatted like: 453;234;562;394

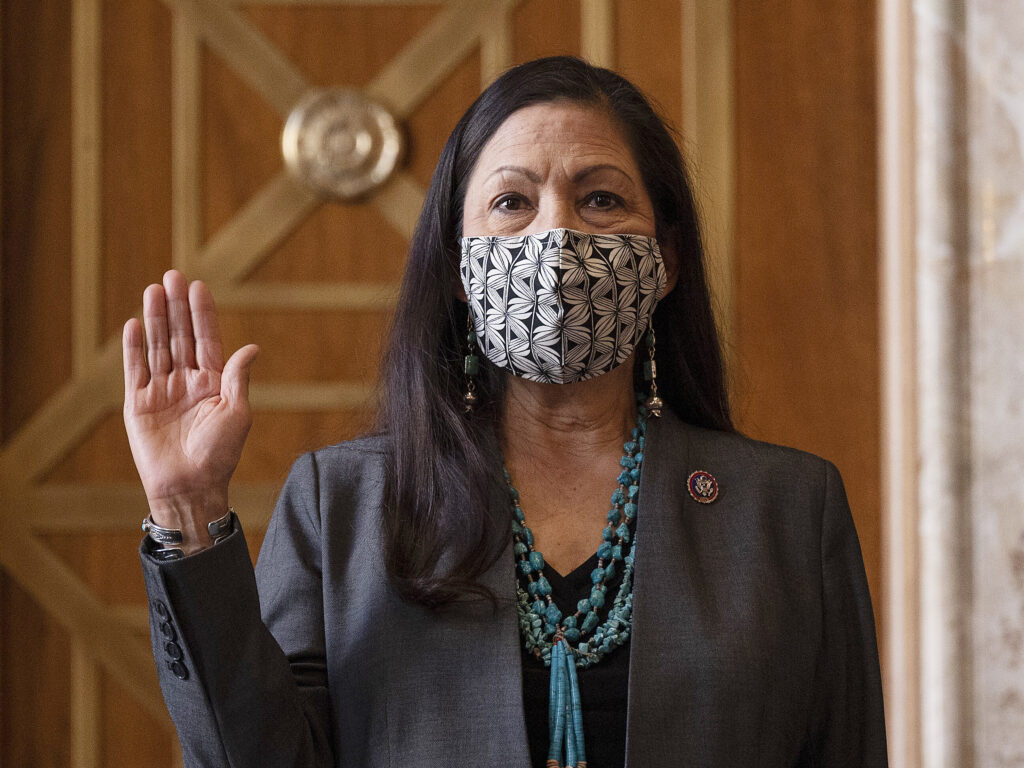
374;56;732;607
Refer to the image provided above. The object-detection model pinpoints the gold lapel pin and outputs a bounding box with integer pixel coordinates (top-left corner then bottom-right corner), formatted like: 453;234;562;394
687;470;719;504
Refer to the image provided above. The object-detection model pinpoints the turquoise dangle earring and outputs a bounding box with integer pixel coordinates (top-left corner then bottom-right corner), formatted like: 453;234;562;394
643;326;663;417
464;311;479;413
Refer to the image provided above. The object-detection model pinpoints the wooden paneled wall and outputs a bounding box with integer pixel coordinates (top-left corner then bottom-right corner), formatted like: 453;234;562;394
732;0;881;625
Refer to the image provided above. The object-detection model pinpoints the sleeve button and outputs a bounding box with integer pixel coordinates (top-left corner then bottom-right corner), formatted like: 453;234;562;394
168;660;189;680
158;621;176;641
165;641;183;661
153;601;169;619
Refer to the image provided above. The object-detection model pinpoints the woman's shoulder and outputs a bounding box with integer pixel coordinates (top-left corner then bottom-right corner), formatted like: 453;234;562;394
310;432;390;461
278;433;391;495
664;410;833;472
656;409;842;507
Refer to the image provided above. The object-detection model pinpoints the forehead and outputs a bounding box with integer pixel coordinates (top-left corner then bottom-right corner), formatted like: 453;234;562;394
472;101;641;178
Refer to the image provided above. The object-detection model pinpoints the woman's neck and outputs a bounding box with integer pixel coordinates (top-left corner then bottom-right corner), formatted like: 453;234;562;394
498;360;638;572
500;359;636;466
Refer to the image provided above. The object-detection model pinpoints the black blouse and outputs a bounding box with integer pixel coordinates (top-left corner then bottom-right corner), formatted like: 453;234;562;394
521;551;630;767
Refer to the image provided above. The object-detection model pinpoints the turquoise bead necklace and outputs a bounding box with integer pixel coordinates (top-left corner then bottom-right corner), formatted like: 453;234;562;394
506;397;648;768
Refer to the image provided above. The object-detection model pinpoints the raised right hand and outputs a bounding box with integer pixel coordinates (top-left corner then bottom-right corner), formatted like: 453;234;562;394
123;270;259;549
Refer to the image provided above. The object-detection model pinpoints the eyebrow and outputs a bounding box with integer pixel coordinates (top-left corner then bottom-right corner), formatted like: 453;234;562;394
570;164;635;186
485;163;636;186
487;165;541;183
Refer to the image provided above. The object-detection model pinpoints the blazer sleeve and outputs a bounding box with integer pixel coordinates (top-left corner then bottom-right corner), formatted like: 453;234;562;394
138;452;333;767
804;460;889;767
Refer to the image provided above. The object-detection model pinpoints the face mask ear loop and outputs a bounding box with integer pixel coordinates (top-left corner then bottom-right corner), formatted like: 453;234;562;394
464;309;480;413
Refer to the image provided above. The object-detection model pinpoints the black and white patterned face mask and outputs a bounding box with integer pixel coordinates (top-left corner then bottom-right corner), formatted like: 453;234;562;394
459;228;667;384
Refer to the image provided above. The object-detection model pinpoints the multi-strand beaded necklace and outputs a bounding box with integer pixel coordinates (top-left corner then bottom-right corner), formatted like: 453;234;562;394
506;400;647;768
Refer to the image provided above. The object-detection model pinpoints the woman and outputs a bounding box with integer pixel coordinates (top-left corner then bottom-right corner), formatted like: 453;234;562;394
124;57;887;767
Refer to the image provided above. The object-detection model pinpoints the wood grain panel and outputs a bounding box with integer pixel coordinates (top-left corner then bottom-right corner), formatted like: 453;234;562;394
405;50;481;189
0;577;73;768
0;0;74;438
100;673;177;768
71;0;102;376
511;0;581;65
201;46;284;240
216;308;386;381
46;533;154;605
615;0;682;130
235;409;375;483
733;0;881;619
1;0;5;442
0;338;123;485
172;10;202;274
580;0;613;66
44;411;137;483
70;645;101;768
247;201;409;284
100;0;174;339
198;173;320;281
245;4;443;90
481;5;514;88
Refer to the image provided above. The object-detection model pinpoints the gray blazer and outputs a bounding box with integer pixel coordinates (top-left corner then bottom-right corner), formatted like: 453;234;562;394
140;409;887;767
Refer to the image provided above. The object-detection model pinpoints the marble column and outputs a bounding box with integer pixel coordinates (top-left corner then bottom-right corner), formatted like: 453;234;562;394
965;1;1024;765
882;0;1024;766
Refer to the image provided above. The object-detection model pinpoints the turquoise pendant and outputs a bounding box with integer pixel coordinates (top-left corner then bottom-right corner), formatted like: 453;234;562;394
546;639;587;768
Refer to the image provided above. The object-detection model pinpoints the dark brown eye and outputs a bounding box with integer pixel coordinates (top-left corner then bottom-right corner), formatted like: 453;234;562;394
586;192;620;209
496;195;526;211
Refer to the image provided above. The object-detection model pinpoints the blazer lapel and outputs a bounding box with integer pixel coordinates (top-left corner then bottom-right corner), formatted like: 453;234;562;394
625;409;693;765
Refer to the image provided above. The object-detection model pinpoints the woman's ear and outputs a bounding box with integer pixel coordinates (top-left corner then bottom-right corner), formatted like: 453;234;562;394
659;235;680;298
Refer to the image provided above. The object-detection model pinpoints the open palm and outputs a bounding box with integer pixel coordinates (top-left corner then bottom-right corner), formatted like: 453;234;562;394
123;270;258;520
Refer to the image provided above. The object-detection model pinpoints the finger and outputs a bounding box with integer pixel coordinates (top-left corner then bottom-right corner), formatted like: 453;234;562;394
142;283;172;376
189;280;224;371
122;318;150;391
222;344;260;406
163;270;197;369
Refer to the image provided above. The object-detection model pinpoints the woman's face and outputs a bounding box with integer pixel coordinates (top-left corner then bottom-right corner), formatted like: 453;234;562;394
462;101;658;240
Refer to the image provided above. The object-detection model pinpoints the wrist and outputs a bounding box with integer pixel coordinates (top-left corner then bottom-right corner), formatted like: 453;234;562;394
146;487;229;528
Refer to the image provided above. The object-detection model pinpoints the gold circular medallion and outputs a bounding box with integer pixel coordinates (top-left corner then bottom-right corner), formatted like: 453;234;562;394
281;89;404;201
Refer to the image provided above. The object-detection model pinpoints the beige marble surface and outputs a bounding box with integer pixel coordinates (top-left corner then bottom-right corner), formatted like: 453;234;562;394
967;1;1024;765
966;3;1024;765
911;0;1024;765
967;0;1024;266
971;261;1024;768
914;2;974;764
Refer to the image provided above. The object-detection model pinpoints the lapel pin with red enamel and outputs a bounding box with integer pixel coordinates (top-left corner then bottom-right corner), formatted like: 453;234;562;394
687;470;719;504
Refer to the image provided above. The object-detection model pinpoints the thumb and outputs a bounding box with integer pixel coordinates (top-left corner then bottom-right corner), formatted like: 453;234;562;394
222;344;260;405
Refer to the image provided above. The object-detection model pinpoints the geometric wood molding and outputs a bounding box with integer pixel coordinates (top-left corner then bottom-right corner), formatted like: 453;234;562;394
681;0;734;355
